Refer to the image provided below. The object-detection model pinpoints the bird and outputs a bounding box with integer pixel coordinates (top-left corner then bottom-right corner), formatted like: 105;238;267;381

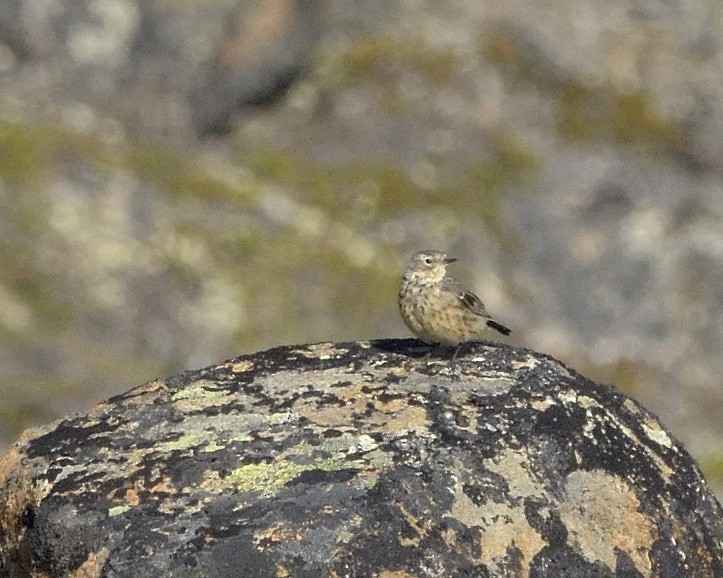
398;250;510;352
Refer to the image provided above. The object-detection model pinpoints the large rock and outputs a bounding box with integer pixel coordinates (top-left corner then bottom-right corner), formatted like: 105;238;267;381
0;340;721;577
0;0;323;136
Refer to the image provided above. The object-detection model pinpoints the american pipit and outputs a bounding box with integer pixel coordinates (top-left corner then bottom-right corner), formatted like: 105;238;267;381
398;250;510;350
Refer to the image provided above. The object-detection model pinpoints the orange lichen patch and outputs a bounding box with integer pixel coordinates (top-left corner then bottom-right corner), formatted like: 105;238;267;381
454;405;479;435
396;499;432;547
293;342;349;360
9;424;47;449
479;507;545;574
447;470;545;572
124;487;141;507
323;390;433;435
0;445;23;485
260;368;357;398
69;547;110;578
284;376;431;432
334;513;365;543
559;469;656;575
0;447;38;554
97;446;147;481
89;401;112;414
440;524;459;550
143;379;168;393
228;360;255;373
374;403;430;436
292;397;365;428
253;522;299;549
198;470;224;493
275;563;290;577
107;380;167;407
156;498;183;515
149;476;175;494
373;396;408;413
377;571;418;578
484;449;547;500
693;545;718;569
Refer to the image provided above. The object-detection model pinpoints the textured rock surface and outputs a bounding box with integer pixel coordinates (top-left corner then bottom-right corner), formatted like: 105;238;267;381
1;340;721;577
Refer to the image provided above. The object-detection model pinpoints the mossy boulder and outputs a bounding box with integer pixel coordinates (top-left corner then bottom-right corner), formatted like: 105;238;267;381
1;340;721;577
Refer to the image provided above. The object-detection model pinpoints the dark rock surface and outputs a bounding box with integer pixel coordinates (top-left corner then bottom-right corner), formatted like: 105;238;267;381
1;340;721;577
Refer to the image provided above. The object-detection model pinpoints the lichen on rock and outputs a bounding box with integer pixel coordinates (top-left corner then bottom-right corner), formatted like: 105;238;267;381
0;339;721;577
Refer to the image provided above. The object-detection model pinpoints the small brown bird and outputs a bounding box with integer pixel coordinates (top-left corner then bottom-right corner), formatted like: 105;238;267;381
398;250;510;348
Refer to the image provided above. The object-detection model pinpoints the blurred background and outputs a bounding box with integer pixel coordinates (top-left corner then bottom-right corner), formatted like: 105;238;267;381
0;0;721;500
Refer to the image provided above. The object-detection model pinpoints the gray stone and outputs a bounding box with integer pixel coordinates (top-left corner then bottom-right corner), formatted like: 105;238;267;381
1;340;721;577
190;0;323;135
0;0;324;136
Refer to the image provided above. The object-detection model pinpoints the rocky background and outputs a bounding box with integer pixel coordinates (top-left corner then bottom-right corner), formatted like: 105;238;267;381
0;0;721;501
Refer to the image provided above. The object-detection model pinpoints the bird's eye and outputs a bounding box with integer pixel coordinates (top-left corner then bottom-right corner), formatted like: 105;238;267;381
424;257;433;265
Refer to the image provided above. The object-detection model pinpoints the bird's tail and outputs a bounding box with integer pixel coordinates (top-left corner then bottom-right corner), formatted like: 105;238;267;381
487;319;511;336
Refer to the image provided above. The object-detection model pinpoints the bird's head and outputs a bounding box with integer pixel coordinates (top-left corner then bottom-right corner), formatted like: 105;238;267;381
404;250;456;284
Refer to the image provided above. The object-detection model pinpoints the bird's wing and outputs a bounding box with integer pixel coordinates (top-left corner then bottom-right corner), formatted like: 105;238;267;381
443;277;490;318
459;289;491;318
444;276;512;335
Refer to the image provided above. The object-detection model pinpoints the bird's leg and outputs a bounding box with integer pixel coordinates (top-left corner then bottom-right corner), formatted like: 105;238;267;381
451;342;468;360
441;345;461;380
423;343;439;360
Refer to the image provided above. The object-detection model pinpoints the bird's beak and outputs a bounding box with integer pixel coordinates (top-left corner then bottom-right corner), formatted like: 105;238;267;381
444;256;457;264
